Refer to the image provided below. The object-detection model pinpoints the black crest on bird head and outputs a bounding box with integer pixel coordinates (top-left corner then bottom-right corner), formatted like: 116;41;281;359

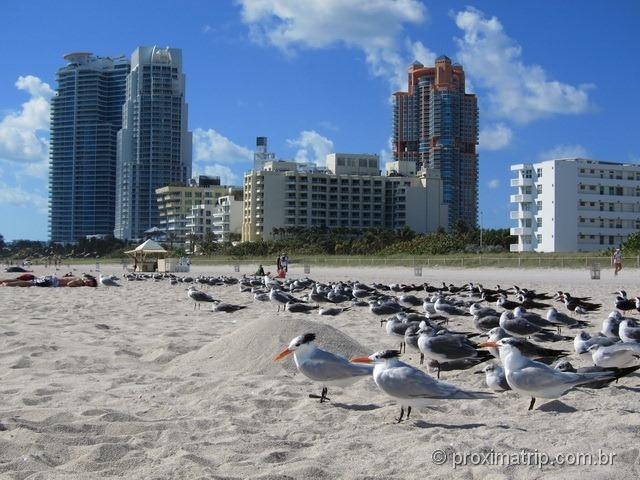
379;350;401;359
300;333;316;344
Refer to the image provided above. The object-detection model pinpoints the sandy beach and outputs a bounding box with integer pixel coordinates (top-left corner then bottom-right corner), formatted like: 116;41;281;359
1;263;639;479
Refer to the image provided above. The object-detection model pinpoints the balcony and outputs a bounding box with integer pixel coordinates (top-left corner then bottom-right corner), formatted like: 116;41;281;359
510;243;533;252
510;210;533;220
510;227;528;235
510;194;533;203
510;177;533;187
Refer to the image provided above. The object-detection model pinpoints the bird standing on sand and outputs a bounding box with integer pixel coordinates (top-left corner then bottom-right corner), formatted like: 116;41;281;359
187;286;216;310
477;363;511;392
274;333;373;403
351;350;493;423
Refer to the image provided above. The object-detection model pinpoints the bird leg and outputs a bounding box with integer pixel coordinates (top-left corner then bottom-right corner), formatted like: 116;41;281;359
406;406;412;420
528;398;536;410
396;406;405;423
419;353;424;365
437;363;441;379
309;387;330;403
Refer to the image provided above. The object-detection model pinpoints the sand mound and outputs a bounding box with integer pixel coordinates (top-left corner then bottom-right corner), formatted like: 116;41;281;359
169;315;372;376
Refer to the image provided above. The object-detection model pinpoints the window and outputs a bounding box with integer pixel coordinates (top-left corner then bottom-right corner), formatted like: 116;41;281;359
536;234;542;243
536;184;543;194
536;201;542;210
536;168;542;177
536;218;542;228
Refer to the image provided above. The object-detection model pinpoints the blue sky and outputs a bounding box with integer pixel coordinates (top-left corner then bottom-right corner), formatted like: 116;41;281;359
1;0;638;240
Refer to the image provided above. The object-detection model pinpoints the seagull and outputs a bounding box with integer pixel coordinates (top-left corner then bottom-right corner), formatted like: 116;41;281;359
417;328;491;378
601;311;623;338
318;306;351;316
269;288;305;312
588;342;640;368
573;331;617;355
434;297;468;317
476;363;511;392
480;337;615;410
187;286;216;310
99;274;121;287
212;301;247;313
619;318;640;344
499;311;547;338
285;302;319;314
351;350;492;423
274;333;373;403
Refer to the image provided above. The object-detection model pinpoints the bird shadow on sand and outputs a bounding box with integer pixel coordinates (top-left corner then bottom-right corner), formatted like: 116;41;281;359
412;421;486;430
536;400;577;413
332;402;381;411
615;386;640;394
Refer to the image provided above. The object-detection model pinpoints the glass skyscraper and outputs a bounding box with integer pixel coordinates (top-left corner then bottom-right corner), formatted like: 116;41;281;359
393;56;478;228
49;52;130;243
114;46;192;241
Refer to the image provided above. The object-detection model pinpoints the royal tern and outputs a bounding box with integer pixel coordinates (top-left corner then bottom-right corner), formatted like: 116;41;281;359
480;338;615;410
285;302;319;313
212;301;247;313
351;350;492;423
274;333;373;402
499;311;547;338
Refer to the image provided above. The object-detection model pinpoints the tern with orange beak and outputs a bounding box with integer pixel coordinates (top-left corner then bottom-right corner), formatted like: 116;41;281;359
479;338;615;410
274;333;373;403
351;350;493;423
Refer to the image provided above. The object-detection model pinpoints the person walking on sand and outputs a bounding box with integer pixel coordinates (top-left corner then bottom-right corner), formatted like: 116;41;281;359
282;254;289;273
276;255;282;272
612;248;623;276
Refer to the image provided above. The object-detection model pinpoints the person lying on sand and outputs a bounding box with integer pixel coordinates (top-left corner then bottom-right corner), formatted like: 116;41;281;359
0;274;98;287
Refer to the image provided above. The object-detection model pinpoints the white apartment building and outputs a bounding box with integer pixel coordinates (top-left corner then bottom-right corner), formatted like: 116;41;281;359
242;154;448;242
510;158;640;252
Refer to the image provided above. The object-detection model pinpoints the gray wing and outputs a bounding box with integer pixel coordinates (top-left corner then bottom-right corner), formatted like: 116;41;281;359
299;349;373;381
379;365;491;399
427;336;477;360
192;291;215;302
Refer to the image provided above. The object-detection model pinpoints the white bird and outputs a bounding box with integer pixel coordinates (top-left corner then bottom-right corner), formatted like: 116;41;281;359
619;318;640;344
274;333;373;402
480;337;615;410
99;274;121;287
477;363;511;392
588;342;640;368
351;350;492;423
573;331;616;355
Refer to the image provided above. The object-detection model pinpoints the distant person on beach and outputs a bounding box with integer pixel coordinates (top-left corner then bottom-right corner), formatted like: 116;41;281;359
255;265;265;276
0;274;98;287
282;254;289;273
612;248;623;276
276;255;282;272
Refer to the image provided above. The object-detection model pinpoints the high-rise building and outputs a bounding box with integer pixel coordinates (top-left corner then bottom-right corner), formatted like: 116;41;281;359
392;56;478;228
49;52;130;243
114;46;192;240
510;158;640;252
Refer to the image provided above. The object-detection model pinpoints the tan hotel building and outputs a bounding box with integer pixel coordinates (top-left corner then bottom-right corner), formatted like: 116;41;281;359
242;153;448;242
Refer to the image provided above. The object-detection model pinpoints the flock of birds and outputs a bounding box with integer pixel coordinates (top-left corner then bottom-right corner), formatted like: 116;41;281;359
100;271;640;423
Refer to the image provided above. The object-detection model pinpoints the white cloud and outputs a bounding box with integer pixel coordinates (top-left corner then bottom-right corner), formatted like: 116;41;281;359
487;179;500;189
318;120;339;132
479;123;512;150
237;0;432;91
538;144;588;160
286;130;334;165
202;24;213;33
0;75;53;171
454;7;593;124
203;164;240;185
193;128;253;164
0;182;48;213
